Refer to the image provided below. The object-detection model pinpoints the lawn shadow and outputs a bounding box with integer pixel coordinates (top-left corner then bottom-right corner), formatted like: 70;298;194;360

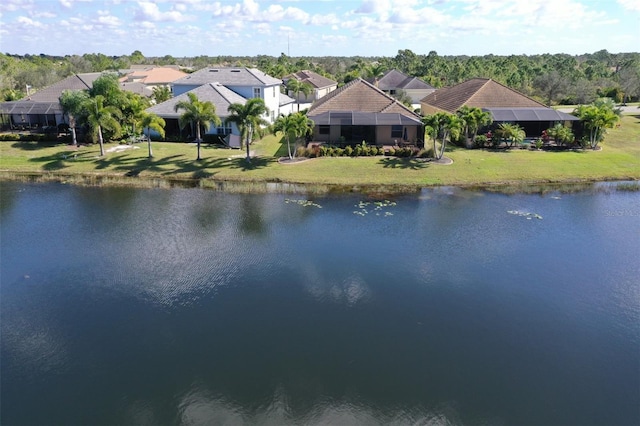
29;150;93;170
11;141;68;151
228;155;275;171
379;157;430;170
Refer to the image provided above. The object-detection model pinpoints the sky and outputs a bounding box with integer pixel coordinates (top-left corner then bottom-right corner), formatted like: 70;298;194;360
0;0;639;58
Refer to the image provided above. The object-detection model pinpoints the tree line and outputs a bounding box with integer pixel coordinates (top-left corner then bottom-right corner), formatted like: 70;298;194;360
2;49;639;106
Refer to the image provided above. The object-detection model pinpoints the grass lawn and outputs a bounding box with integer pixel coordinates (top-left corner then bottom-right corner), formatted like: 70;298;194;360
1;114;639;190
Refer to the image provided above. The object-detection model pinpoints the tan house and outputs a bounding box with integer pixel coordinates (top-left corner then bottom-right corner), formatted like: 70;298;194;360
374;69;435;108
307;78;423;146
420;78;578;136
119;66;188;90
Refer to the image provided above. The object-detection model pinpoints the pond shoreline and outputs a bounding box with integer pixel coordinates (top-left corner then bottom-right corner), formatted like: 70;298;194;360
1;170;638;195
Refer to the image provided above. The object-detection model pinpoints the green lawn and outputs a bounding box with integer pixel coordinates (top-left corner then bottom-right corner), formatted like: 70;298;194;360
1;114;639;189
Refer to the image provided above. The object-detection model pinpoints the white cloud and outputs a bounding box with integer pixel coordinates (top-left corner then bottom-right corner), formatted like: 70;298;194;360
136;1;192;22
16;15;45;28
618;0;640;12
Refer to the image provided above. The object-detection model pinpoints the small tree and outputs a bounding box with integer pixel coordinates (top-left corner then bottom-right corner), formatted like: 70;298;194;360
139;112;166;158
573;101;619;150
152;85;172;104
286;79;313;112
546;123;574;146
174;92;221;160
456;106;493;148
82;95;122;156
272;112;314;160
226;98;269;163
60;89;89;146
423;112;462;160
495;123;525;148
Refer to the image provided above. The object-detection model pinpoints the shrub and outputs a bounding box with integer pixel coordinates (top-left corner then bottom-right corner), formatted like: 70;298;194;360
386;148;396;156
353;145;362;156
344;146;353;156
296;146;308;157
335;148;344;156
534;138;544;150
417;147;434;158
474;135;487;148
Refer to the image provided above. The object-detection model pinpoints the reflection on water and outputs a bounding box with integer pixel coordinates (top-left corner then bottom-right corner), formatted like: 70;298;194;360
1;182;638;426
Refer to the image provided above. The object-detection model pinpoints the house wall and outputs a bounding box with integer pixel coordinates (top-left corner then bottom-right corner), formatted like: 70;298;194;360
407;88;435;104
316;86;337;100
375;125;421;145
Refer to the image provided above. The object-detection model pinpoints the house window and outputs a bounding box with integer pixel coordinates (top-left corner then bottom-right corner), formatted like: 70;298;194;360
217;123;232;135
253;87;261;98
319;125;330;135
391;125;403;138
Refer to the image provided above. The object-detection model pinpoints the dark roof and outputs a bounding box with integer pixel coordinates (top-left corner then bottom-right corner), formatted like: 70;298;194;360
146;82;247;119
485;107;579;121
311;111;421;126
0;101;62;115
421;78;545;112
173;67;281;86
376;69;434;91
284;70;337;89
21;73;102;103
308;78;420;119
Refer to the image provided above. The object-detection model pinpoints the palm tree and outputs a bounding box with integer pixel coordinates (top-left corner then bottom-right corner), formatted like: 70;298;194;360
59;89;89;147
495;123;526;148
423;112;462;160
272;112;314;159
139;112;166;158
286;79;313;112
174;92;221;160
82;95;122;157
151;85;172;104
573;102;619;149
226;98;269;163
366;63;386;87
456;106;493;148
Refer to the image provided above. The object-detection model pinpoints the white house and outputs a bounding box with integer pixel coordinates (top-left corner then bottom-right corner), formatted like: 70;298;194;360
171;67;292;123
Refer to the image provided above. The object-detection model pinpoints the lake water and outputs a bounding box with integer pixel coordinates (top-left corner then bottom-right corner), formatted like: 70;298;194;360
1;182;638;425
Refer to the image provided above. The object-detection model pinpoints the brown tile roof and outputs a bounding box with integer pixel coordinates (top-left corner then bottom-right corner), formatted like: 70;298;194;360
119;67;187;85
285;70;337;89
308;78;419;119
420;78;545;112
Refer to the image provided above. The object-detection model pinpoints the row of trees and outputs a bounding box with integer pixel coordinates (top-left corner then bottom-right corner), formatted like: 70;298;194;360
58;72;314;162
422;99;621;158
3;49;639;106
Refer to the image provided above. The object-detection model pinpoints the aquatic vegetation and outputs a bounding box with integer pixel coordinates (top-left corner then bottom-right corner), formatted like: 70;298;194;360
353;200;396;216
285;198;322;208
507;210;543;220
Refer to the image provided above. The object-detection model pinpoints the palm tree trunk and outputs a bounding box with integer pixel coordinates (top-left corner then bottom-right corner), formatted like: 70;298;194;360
196;121;202;160
147;128;153;158
98;126;105;157
245;125;252;162
70;116;77;146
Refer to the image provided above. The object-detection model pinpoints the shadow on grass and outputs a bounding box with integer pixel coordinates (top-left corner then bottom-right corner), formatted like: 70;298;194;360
29;150;94;170
378;157;430;170
11;141;68;151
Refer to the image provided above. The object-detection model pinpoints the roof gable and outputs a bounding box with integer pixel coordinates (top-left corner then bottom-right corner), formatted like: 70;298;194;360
285;70;337;89
173;67;281;87
376;70;434;91
22;73;101;102
308;78;419;119
421;78;545;112
146;83;247;118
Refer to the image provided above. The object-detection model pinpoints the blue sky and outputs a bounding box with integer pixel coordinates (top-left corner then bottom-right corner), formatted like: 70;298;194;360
1;0;638;58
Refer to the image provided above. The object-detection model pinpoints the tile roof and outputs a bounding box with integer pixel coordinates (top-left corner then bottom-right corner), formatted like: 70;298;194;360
308;78;420;119
284;70;337;89
420;78;545;112
146;83;247;119
376;69;434;91
119;67;187;85
21;73;102;103
172;67;282;87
